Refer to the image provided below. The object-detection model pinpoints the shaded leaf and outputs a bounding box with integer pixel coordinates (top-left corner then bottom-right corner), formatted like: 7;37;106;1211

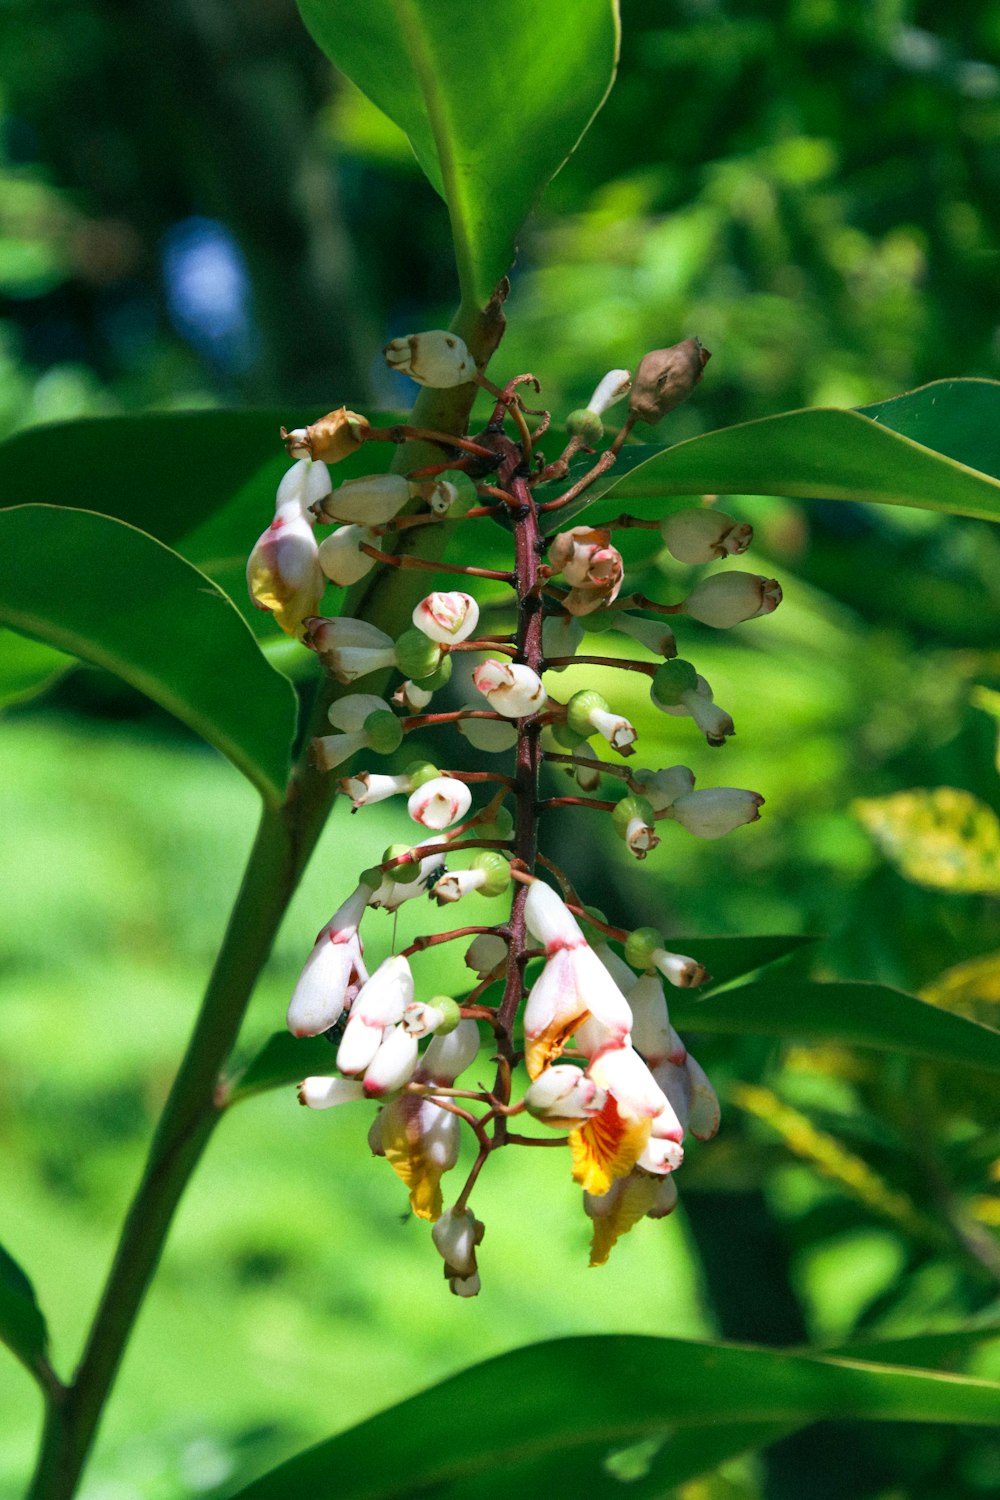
971;685;1000;773
0;1243;49;1382
921;950;1000;1023
0;628;72;709
670;979;1000;1074
852;787;1000;894
0;506;297;804
681;934;818;989
574;379;1000;525
296;0;620;306
229;1334;1000;1500
227;1032;338;1105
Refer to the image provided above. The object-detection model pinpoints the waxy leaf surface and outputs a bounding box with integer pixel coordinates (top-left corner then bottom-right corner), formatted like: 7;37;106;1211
0;506;297;804
295;0;620;306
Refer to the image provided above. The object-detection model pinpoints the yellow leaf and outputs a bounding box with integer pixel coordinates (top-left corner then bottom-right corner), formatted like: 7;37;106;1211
852;787;1000;893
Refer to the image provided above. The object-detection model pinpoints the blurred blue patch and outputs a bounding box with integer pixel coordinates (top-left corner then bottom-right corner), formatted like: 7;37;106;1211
162;217;256;373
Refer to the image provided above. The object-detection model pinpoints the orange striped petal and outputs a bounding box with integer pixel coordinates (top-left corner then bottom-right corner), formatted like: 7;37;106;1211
569;1096;651;1196
588;1173;661;1266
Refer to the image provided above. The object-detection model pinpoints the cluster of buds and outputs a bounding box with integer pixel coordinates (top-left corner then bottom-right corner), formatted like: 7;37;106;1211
249;331;782;1290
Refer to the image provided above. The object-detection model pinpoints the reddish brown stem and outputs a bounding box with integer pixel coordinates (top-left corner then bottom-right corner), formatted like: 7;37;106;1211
543;655;657;676
365;423;497;461
401;925;499;958
359;542;513;582
538;796;618;813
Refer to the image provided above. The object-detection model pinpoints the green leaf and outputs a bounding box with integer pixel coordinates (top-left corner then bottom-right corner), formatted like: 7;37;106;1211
229;1334;1000;1500
0;506;298;805
226;1032;339;1105
295;0;621;306
0;627;73;709
680;934;818;989
0;1243;50;1384
670;979;1000;1074
585;379;1000;523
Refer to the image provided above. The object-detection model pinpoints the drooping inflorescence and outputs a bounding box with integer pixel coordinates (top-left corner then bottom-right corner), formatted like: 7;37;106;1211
247;331;782;1291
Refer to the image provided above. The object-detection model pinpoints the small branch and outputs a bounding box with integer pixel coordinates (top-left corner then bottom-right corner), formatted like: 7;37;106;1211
543;655;657;676
538;796;617;813
365;423;498;462
401;925;498;957
359;542;513;582
505;1133;568;1148
609;592;683;616
402;708;505;732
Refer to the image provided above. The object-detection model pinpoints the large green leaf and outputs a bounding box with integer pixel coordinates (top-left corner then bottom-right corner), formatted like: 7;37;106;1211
225;1031;338;1105
0;628;72;708
295;0;620;307
229;1334;1000;1500
0;506;297;804
582;379;1000;524
670;979;1000;1074
0;1243;49;1385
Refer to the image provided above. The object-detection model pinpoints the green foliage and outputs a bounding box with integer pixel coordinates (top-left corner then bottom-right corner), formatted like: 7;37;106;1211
0;506;297;803
230;1333;1000;1500
296;0;621;306
0;1245;49;1387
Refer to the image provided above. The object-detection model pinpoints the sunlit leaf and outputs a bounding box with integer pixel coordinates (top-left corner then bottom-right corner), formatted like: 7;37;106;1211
971;685;1000;773
0;506;298;805
564;379;1000;526
921;950;1000;1023
229;1334;1000;1500
670;980;1000;1074
0;1243;49;1384
295;0;620;306
852;787;1000;894
0;628;72;709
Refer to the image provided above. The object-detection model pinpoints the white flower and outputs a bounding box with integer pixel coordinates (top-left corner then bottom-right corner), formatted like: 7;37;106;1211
524;1065;606;1126
682;571;782;628
432;1205;485;1294
383;330;476;387
650;946;709;989
660;506;753;564
407;776;472;831
464;933;508;979
651;672;734;747
585;368;631;416
362;1023;420;1096
627;973;687;1068
366;845;446;911
246;459;330;636
667;787;764;839
340;770;413;809
336;955;414;1075
585;1040;668;1123
603;612;677;658
320;473;413;525
655;1052;720;1141
412;591;480;644
311;694;396;773
317;526;378;586
305;617;397;683
286;883;370;1037
472;660;547;718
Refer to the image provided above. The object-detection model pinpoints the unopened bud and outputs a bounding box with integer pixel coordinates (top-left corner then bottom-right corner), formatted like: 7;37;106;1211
383;330;476;388
316;473;412;526
668;787;764;839
682;572;782;628
465;933;509;978
382;843;422;884
565;408;604;444
317;525;378;586
413;591;480;645
660;507;753;564
472;660;547;718
455;709;518;753
629;338;710;426
611;794;659;859
363;709;404;755
394;627;443;682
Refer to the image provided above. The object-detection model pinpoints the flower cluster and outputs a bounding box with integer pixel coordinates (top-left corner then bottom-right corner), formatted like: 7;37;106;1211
248;331;781;1290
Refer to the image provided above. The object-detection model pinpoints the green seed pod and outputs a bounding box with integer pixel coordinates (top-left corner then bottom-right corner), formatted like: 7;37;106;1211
650;659;698;707
364;709;404;755
383;843;421;883
612;794;655;838
625;925;662;970
405;760;439;790
471;850;512;897
566;689;610;737
413;652;453;690
395;627;443;682
428;996;462;1034
565;408;604;444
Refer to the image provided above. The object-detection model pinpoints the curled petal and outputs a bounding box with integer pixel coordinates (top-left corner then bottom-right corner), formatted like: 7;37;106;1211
407;775;472;831
413;591;480;644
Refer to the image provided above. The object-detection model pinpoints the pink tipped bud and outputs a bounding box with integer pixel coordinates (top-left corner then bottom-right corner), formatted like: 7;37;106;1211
524;1065;605;1125
472;660;547;718
412;591;480;644
362;1024;420;1096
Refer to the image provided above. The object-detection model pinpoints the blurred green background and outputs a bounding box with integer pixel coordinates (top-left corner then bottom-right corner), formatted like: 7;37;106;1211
3;1;1000;1497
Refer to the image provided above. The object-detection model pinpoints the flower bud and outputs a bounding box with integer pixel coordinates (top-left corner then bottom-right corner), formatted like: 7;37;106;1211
628;973;686;1068
566;690;637;755
565;408;604;444
611;794;659;859
316;474;413;526
312;695;398;771
407;775;472;830
624;927;663;972
297;1076;366;1109
629;338;710;426
630;765;695;812
305;616;397;683
317;525;378;586
587;368;632;416
652;948;709;989
394;627;443;682
472;660;547;718
667;787;764;839
403;996;461;1038
455;709;518;753
660;507;753;564
282;407;370;463
646;1172;680;1218
340;771;410;809
649;659;698;706
246;460;330;637
431;1205;485;1289
363;709;404;755
682;572;782;628
418;1018;481;1084
394;679;433;712
383;330;476;388
465;933;509;979
432;851;510;903
596;610;677;658
413;591;480;645
382;843;423;884
570;745;601;792
650;665;734;747
363;1023;420;1096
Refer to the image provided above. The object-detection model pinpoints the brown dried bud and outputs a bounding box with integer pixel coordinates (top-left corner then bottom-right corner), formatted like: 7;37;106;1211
628;339;710;426
281;407;370;463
